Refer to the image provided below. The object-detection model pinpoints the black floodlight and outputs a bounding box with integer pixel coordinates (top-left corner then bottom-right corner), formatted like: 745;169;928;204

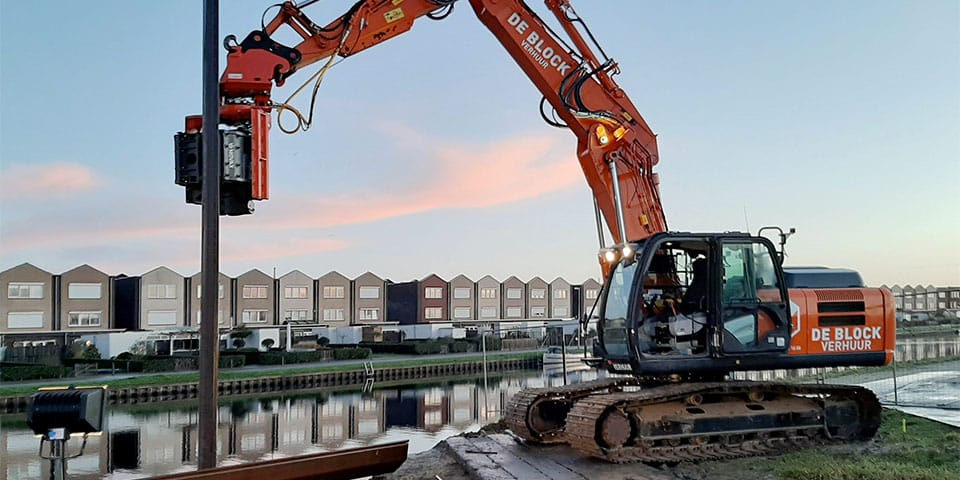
27;386;106;436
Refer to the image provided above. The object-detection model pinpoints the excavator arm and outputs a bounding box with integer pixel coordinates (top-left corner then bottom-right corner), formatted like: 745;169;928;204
178;0;666;245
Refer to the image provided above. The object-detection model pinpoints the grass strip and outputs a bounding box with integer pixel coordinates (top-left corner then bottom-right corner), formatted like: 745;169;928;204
732;409;960;480
0;352;540;398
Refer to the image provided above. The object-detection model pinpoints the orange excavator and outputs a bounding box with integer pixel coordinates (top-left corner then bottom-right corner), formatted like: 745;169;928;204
175;0;896;462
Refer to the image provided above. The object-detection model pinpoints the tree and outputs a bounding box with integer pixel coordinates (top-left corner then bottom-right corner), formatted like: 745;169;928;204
229;326;253;349
261;338;275;350
316;336;330;348
80;343;101;360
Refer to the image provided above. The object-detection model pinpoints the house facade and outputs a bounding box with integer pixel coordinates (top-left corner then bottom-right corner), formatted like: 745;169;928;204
526;277;549;319
236;269;275;326
60;264;112;332
549;277;572;318
140;267;187;330
581;278;602;320
448;275;474;321
1;263;55;335
187;271;232;328
476;275;501;321
279;270;315;324
353;272;386;324
501;276;525;320
318;271;351;326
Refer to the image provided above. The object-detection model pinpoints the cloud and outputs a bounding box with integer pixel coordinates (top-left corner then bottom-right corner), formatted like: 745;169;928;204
258;133;581;230
0;131;580;269
0;162;101;199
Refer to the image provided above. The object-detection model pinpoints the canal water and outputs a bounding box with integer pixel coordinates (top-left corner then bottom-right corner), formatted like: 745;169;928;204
1;367;602;479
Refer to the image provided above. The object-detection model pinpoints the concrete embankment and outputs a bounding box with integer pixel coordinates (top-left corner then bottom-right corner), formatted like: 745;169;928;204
1;356;539;414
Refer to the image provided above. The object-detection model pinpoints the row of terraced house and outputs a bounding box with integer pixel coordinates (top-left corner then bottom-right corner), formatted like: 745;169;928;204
0;263;602;348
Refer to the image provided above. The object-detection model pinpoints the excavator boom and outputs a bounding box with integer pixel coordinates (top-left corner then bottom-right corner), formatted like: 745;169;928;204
189;0;666;243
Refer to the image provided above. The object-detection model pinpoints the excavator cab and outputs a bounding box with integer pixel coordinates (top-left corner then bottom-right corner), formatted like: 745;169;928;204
594;233;792;379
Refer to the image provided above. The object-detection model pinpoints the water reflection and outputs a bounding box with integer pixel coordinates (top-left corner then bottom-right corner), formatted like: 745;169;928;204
1;369;604;479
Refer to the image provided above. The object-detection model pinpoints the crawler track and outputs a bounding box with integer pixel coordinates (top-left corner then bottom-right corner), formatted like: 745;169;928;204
504;377;636;443
507;380;881;463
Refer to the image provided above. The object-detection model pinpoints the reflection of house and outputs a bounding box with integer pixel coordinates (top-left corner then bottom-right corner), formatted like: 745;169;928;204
2;375;535;477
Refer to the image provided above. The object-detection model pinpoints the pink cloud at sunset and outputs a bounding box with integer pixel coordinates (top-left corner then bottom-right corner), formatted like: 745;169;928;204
259;134;581;230
0;162;101;199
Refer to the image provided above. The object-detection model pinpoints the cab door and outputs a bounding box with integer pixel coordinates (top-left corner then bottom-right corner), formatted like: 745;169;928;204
719;240;791;354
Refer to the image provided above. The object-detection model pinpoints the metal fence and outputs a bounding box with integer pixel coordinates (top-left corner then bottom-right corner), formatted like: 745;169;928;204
730;336;960;410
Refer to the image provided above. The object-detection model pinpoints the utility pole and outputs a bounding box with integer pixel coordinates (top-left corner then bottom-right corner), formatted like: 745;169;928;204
198;0;220;470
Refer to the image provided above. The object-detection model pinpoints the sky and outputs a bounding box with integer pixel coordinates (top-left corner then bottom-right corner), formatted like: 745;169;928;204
0;0;958;287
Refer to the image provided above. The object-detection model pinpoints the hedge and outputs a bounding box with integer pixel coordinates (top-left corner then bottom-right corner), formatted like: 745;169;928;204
331;347;372;360
0;365;73;381
259;350;330;365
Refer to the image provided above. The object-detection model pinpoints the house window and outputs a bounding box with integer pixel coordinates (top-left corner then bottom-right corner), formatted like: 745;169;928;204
7;312;43;329
952;292;960;299
7;283;43;299
454;287;471;299
530;289;546;299
939;302;946;309
585;289;599;300
917;300;925;309
905;302;913;310
196;284;225;299
242;285;268;299
480;288;497;299
358;286;380;299
147;284;177;299
425;287;443;299
195;310;224;324
553;289;568;299
480;307;497;318
284;286;308;299
454;307;471;319
506;288;522;299
939;292;947;298
285;309;309;322
359;308;379;321
242;309;269;323
531;306;546;317
68;311;102;327
425;307;442;319
323;309;345;322
147;310;177;326
68;283;102;299
323;286;345;299
553;306;569;317
506;306;521;318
